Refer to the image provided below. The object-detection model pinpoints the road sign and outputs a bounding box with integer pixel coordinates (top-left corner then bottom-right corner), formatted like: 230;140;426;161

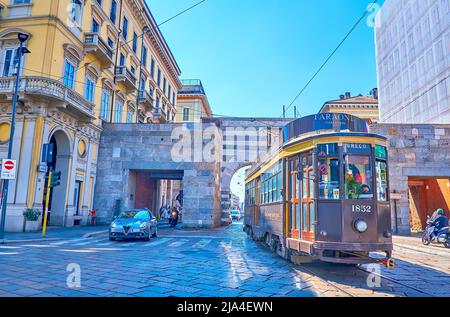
1;159;17;180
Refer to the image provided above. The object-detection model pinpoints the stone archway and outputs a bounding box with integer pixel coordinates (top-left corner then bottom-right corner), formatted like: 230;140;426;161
47;130;72;226
221;162;253;210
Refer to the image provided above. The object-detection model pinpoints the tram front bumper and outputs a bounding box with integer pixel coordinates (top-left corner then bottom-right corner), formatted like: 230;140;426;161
313;241;393;264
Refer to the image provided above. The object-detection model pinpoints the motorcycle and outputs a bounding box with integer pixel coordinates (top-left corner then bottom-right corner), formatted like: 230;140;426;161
170;210;179;228
422;216;450;248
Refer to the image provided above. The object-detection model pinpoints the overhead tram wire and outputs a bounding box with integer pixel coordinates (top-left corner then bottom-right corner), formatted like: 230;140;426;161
282;0;379;117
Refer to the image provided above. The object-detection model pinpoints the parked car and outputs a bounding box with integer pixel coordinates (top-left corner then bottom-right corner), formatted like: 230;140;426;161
230;210;242;221
221;210;232;226
109;209;157;241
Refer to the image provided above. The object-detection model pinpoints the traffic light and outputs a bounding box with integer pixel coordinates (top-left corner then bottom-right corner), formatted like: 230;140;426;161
51;171;61;188
45;170;61;188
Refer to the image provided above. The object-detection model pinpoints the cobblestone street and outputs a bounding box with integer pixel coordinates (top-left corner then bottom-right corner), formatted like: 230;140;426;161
0;223;448;297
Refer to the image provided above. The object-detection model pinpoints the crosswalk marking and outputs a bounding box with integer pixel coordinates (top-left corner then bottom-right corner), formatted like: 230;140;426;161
145;237;171;247
192;239;212;249
50;238;86;246
168;239;189;247
0;246;21;249
97;242;113;247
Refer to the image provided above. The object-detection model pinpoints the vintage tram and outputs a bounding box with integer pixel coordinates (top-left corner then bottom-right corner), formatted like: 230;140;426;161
244;113;393;265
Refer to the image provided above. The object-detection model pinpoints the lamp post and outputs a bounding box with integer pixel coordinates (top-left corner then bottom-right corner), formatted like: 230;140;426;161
0;33;31;240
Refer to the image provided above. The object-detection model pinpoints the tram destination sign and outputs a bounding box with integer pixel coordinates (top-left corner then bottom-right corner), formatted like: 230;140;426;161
283;113;369;143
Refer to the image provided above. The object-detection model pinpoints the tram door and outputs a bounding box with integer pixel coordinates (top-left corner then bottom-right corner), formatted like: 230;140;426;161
300;152;315;241
288;156;301;239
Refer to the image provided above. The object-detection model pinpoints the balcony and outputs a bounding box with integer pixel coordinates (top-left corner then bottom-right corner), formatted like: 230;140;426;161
179;79;206;95
151;107;167;123
115;66;136;91
84;32;115;68
0;76;95;121
137;90;153;110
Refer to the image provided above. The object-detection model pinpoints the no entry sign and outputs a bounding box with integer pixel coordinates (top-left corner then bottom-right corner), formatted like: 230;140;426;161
1;159;17;180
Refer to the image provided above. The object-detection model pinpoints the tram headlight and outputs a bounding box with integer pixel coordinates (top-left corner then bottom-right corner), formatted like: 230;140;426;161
354;219;368;233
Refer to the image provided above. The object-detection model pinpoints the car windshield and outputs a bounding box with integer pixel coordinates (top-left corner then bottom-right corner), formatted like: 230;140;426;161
118;210;149;219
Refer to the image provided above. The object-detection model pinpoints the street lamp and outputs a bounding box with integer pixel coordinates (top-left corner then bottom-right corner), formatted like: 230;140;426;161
0;32;31;240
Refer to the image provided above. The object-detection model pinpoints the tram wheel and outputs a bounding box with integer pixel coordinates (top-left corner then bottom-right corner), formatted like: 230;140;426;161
444;241;450;249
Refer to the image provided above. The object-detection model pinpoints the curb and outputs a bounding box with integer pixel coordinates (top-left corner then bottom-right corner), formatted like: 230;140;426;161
82;229;109;238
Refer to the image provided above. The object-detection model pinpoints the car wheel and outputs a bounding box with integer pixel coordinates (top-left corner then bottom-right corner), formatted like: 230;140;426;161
444;241;450;249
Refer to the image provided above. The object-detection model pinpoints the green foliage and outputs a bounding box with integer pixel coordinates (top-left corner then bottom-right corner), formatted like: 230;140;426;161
23;208;41;221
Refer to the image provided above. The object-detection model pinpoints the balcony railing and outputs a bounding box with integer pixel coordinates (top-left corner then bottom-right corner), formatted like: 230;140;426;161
179;79;205;95
152;107;167;122
0;76;95;120
138;90;153;109
84;32;114;67
115;66;137;91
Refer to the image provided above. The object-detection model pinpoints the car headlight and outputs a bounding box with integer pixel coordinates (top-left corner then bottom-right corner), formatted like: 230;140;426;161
354;219;368;233
111;222;117;229
140;222;147;229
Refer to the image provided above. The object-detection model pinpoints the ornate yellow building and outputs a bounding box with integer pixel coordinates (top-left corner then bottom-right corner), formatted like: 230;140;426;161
175;79;212;123
0;0;181;231
319;90;379;124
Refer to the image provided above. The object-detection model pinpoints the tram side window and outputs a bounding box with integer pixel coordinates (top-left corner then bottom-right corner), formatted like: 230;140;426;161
260;161;283;205
245;180;256;206
317;144;340;200
375;145;388;201
344;155;374;200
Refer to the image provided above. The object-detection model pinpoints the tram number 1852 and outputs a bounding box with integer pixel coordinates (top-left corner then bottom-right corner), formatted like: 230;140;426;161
352;205;372;213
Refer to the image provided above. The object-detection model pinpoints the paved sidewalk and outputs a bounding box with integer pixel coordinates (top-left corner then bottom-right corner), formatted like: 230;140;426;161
1;225;109;244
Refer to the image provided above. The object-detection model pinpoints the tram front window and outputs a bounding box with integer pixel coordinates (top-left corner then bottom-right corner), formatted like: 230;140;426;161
344;155;373;199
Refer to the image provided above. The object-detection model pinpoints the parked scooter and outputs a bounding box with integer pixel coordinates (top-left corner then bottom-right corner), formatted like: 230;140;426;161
422;215;450;248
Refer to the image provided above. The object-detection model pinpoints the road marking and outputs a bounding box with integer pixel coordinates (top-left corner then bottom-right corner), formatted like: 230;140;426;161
22;244;56;248
50;238;86;246
168;239;189;247
0;252;20;255
145;238;171;247
97;242;113;246
72;240;94;246
0;246;21;249
162;235;222;239
192;239;212;249
122;242;138;247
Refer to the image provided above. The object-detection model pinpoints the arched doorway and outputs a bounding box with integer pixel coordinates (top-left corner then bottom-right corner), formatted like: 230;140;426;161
45;130;71;226
221;163;253;211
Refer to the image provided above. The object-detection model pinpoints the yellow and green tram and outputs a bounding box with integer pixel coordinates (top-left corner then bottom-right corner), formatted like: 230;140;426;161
244;114;393;265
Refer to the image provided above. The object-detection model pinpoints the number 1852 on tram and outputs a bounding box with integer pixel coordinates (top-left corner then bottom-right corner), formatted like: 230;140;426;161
244;114;394;266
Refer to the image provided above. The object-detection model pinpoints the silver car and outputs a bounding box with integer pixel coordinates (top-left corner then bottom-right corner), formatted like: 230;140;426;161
109;209;158;241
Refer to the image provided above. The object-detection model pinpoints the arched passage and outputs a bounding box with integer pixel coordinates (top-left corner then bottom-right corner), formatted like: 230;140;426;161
221;162;253;210
46;130;71;226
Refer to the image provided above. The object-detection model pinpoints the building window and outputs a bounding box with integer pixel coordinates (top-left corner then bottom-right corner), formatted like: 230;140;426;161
70;0;83;28
127;108;133;123
150;58;155;78
142;46;147;67
63;59;76;89
115;100;123;123
85;77;95;103
130;65;135;75
132;32;138;53
100;89;111;120
92;19;100;33
96;0;102;6
1;48;19;77
163;77;166;93
122;17;129;40
172;92;176;105
107;38;114;49
157;68;161;86
12;0;32;4
110;0;117;24
156;96;160;108
183;108;190;121
119;53;125;66
168;85;171;100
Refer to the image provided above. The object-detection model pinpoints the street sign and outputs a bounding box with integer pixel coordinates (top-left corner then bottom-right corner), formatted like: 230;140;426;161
1;159;17;180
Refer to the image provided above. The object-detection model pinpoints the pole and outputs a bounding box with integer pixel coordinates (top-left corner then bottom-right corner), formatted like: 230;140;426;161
42;171;52;237
0;41;24;240
282;105;286;119
135;26;148;124
294;106;297;118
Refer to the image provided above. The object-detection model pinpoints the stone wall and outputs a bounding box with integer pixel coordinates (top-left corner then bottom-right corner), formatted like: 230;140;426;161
371;124;450;234
94;123;222;228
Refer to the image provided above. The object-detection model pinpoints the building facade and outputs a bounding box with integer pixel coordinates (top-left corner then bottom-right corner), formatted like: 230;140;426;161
375;0;450;123
0;0;181;231
319;90;380;124
176;79;212;123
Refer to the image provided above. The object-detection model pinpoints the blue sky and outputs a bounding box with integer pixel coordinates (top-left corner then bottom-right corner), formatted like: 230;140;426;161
147;0;383;118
